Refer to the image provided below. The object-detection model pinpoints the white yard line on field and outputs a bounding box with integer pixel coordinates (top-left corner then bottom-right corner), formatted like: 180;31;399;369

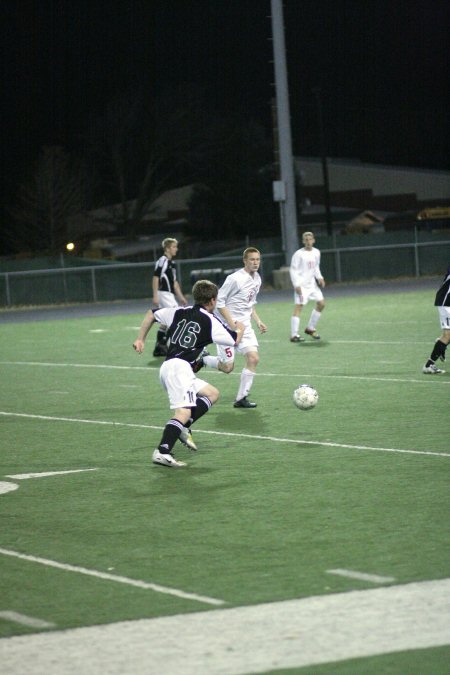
0;360;448;386
5;469;98;480
327;569;396;584
0;611;55;629
0;411;449;458
0;548;225;607
0;578;449;675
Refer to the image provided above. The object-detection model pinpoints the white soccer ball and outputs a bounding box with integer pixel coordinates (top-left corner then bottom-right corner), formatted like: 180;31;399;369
293;384;319;410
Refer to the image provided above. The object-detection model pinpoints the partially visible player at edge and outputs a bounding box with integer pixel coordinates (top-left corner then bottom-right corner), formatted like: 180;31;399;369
202;247;267;408
152;237;187;357
289;231;325;342
133;279;244;467
422;265;450;374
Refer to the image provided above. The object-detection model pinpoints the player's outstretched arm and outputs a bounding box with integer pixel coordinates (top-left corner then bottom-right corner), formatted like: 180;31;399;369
133;310;155;353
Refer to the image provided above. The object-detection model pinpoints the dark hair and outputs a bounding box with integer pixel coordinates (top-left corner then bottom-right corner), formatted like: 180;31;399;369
192;279;218;305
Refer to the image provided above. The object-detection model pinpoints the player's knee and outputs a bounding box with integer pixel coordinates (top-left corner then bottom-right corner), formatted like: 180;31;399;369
246;352;259;369
219;361;234;374
207;386;220;404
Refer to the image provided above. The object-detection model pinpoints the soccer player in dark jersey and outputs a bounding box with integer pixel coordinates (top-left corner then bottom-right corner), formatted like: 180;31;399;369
422;266;450;374
133;279;244;467
152;238;187;357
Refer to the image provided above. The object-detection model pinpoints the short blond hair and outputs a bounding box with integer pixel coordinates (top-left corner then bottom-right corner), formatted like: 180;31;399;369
162;237;178;251
243;247;260;260
302;231;314;239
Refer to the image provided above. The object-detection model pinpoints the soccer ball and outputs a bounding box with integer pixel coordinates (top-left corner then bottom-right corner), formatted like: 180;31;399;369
293;384;319;410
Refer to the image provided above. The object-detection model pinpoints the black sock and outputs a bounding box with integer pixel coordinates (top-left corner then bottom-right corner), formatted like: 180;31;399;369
156;329;167;345
189;396;211;424
158;419;183;454
430;339;447;362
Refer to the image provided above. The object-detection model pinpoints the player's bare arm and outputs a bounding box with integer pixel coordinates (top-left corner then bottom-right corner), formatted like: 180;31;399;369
234;321;245;346
218;306;236;329
133;310;156;353
174;280;187;306
152;276;159;306
252;309;267;334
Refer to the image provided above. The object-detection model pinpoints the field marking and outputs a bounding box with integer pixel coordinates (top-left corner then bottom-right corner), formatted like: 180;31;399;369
0;482;19;495
0;578;449;674
0;611;55;629
0;360;448;385
327;568;396;584
1;411;449;458
5;469;98;480
0;548;225;607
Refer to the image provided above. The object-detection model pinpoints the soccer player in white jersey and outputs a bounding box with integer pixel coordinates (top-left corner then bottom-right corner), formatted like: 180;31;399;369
152;238;187;357
133;279;244;467
422;265;450;374
202;247;267;408
289;231;326;342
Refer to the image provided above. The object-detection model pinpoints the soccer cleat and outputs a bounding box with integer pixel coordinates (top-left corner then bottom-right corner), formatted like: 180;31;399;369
290;335;305;342
179;427;197;451
153;343;168;357
422;363;445;374
233;396;257;408
304;327;321;340
152;449;187;467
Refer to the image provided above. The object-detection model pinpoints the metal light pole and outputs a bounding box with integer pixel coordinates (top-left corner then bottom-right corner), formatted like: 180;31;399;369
313;87;333;236
270;0;299;264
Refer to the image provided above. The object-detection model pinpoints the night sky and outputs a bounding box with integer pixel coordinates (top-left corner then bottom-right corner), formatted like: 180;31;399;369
2;0;449;205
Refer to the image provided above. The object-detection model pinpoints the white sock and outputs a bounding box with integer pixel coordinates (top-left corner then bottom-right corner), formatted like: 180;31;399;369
308;309;321;330
236;368;255;401
203;355;220;369
291;316;300;337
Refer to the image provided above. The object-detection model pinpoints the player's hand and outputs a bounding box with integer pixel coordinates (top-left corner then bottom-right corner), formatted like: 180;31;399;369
258;321;268;334
234;321;245;346
133;339;145;353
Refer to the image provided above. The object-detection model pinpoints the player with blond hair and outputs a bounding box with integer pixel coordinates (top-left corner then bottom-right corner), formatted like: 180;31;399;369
152;237;187;356
202;247;267;408
289;231;326;342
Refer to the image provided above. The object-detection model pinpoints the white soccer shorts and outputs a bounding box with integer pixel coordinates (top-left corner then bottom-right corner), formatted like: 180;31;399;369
294;285;324;305
159;359;208;409
438;306;450;331
216;325;259;363
157;291;179;308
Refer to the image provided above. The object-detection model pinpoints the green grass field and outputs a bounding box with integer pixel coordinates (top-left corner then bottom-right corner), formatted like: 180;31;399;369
0;287;449;673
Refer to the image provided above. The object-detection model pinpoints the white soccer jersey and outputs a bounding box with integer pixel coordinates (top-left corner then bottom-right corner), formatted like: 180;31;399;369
289;247;323;289
216;268;261;326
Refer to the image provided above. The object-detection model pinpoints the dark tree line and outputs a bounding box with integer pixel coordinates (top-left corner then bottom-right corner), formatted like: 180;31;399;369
4;86;277;255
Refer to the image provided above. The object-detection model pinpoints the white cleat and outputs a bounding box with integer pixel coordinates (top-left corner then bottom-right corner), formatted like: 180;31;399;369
179;427;198;451
422;363;445;374
152;449;187;467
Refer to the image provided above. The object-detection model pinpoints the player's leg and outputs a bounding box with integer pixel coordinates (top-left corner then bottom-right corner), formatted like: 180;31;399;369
423;310;449;374
179;379;219;452
234;345;259;408
205;344;235;373
153;292;177;357
291;299;305;342
305;293;325;340
153;361;195;466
